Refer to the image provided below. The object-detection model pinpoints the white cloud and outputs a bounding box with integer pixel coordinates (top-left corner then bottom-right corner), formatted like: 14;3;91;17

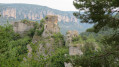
0;0;77;11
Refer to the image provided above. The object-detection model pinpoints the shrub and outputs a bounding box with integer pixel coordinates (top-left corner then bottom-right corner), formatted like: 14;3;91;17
52;33;65;46
50;47;68;67
37;19;45;36
37;26;44;36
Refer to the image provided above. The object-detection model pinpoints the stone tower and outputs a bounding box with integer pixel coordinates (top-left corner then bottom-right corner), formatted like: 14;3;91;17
42;15;60;37
45;15;58;25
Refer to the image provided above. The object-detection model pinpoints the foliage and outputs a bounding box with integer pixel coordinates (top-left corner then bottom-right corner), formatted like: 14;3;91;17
50;47;69;67
0;19;69;67
0;24;32;67
0;24;14;53
74;0;119;32
19;47;68;67
36;19;45;36
72;35;83;44
73;0;119;66
52;33;65;46
21;19;30;23
27;22;39;37
27;28;36;37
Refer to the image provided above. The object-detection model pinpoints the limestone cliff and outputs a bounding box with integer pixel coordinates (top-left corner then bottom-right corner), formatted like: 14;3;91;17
0;4;78;23
2;8;16;19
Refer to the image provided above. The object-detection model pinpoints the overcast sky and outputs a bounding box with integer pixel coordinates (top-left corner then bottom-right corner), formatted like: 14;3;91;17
0;0;77;11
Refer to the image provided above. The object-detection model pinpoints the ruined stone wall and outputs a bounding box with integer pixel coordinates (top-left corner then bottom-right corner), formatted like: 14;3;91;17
65;30;79;47
64;30;83;67
65;30;83;55
12;21;34;35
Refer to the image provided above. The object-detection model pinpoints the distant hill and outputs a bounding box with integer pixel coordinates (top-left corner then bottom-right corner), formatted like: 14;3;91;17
0;3;92;34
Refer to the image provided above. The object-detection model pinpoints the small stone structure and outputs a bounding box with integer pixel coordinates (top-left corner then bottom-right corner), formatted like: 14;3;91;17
69;46;83;56
65;30;83;56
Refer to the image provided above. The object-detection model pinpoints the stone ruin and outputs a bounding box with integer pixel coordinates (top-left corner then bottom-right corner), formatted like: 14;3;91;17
65;30;79;46
64;30;83;67
65;30;83;56
42;15;60;37
12;21;35;36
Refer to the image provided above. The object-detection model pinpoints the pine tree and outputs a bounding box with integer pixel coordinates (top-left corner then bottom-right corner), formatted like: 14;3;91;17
72;0;119;66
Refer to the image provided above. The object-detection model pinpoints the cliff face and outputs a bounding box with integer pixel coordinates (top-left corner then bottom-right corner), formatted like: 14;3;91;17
2;8;16;19
0;4;77;23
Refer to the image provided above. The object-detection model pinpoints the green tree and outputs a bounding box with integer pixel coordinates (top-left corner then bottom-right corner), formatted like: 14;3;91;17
72;0;119;67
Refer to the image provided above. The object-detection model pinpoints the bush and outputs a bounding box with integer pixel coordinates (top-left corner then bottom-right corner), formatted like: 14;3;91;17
37;26;44;36
72;36;84;44
36;19;45;36
50;47;69;67
52;33;65;46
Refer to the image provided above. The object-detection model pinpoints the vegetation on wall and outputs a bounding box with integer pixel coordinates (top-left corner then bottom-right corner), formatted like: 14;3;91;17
36;19;45;36
0;19;68;67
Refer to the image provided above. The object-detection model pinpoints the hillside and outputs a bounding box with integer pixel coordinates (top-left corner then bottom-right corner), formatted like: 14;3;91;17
0;3;92;34
0;15;99;67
